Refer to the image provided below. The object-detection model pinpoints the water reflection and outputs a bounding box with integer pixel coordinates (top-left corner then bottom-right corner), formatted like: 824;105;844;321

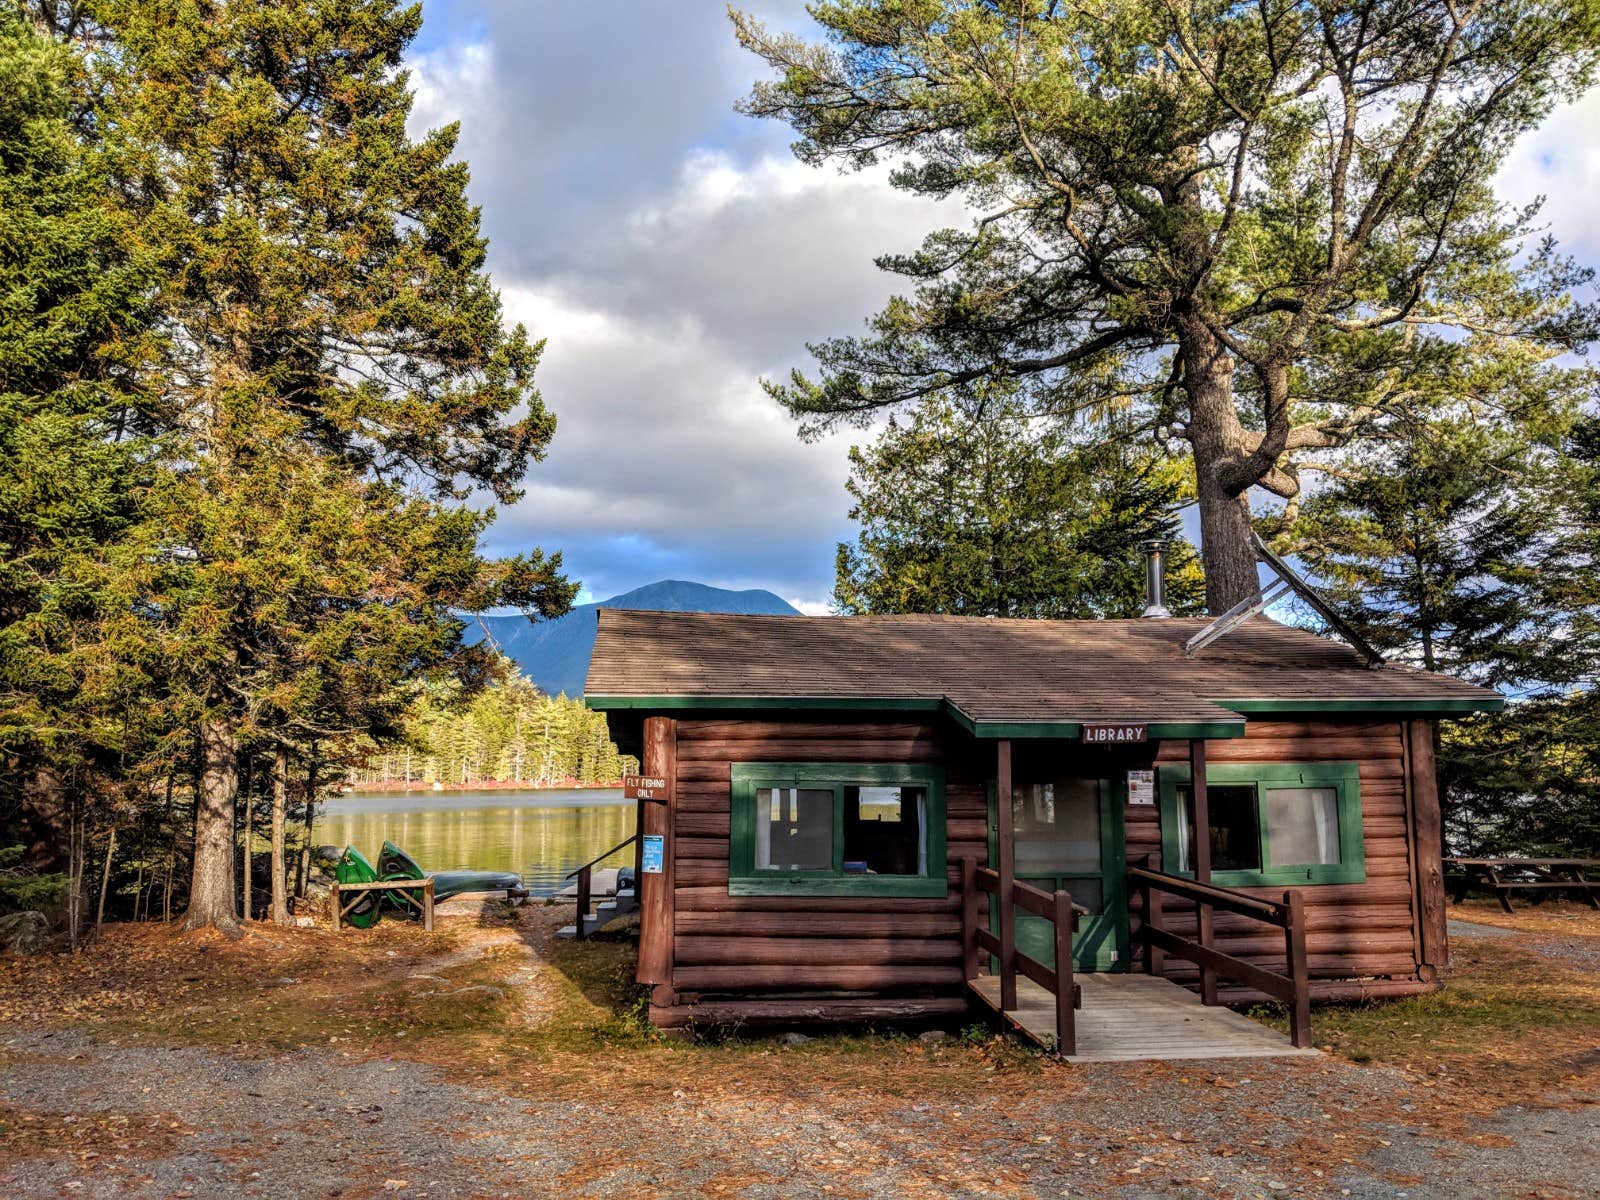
316;789;635;897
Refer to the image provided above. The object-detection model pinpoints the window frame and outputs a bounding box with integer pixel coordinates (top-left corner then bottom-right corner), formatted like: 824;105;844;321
1158;761;1365;887
729;762;948;897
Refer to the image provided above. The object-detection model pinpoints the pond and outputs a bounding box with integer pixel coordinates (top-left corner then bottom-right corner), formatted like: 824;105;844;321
314;789;636;897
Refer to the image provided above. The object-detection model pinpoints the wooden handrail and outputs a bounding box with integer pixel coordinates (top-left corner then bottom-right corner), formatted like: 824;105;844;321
1127;865;1287;923
564;832;641;881
566;832;641;942
961;857;1080;1055
1130;862;1312;1048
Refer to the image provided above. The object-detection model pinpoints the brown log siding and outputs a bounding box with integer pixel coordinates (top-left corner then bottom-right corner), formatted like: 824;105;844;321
1138;720;1426;988
650;713;1438;1024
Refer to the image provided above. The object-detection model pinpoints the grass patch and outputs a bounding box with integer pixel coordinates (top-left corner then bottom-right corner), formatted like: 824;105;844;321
1253;937;1600;1103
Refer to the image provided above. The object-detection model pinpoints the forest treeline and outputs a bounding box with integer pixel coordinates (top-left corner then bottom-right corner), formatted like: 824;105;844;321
346;680;637;790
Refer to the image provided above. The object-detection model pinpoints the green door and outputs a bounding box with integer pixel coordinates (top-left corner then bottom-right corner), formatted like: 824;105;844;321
988;773;1129;972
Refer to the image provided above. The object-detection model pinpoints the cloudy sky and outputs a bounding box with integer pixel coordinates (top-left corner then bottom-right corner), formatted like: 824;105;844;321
407;2;1600;614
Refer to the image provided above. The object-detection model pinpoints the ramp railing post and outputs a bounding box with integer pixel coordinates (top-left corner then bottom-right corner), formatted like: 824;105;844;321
1053;888;1076;1056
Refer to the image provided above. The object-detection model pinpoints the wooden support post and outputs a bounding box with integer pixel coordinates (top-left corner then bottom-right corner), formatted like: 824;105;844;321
960;856;980;982
1053;888;1076;1057
1407;720;1450;974
423;876;435;934
634;796;646;882
575;865;591;941
1284;889;1311;1048
997;739;1016;1012
636;717;677;986
1190;738;1217;1006
1144;878;1165;977
331;882;342;933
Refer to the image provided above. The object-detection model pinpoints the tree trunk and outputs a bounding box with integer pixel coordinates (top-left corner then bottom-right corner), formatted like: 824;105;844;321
1181;322;1263;614
241;753;253;922
20;765;70;872
270;743;290;925
296;750;319;899
184;716;241;936
95;826;117;930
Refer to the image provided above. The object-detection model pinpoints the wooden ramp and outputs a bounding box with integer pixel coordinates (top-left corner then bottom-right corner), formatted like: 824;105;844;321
969;973;1319;1062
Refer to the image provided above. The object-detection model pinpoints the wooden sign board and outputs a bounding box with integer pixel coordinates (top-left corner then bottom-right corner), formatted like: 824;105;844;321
1082;723;1147;745
624;774;670;802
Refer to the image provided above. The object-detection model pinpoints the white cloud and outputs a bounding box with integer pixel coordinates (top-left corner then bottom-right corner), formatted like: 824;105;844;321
1498;89;1600;261
404;10;947;602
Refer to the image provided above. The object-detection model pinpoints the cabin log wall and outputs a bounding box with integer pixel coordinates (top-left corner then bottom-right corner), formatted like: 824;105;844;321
1137;719;1435;998
648;714;1442;1026
652;716;981;1026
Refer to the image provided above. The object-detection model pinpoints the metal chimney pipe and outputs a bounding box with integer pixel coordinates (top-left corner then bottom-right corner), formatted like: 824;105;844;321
1141;538;1171;618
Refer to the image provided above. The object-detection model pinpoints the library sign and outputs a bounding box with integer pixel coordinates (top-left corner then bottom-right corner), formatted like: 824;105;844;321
1081;723;1148;745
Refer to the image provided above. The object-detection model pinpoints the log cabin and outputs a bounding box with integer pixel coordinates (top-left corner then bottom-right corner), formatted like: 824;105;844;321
583;556;1501;1047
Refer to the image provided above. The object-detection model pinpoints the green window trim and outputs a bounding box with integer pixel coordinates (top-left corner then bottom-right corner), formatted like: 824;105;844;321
729;762;948;897
1158;761;1366;887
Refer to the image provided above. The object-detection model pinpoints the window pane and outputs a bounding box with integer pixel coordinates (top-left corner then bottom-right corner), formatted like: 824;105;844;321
756;786;833;871
1013;777;1101;873
843;785;924;875
1264;786;1341;867
1178;783;1262;872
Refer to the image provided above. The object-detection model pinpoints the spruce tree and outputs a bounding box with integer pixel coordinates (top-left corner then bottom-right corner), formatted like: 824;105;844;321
1290;399;1599;853
836;396;1205;617
70;0;574;933
0;5;151;876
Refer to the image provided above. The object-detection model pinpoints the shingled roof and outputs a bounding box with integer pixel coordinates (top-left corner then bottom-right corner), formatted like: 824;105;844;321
584;610;1502;736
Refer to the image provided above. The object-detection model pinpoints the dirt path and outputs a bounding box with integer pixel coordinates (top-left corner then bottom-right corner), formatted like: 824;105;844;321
1;903;1595;1199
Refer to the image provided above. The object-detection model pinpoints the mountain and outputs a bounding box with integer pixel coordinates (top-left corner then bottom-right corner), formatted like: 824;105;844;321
469;579;801;697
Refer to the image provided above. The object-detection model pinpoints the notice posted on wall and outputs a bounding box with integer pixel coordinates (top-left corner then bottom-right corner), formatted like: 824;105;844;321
641;834;665;874
1127;769;1155;806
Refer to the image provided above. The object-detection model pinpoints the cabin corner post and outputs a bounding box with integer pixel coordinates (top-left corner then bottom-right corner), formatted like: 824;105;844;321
1406;719;1449;979
1189;738;1217;1006
996;739;1017;1012
636;716;677;987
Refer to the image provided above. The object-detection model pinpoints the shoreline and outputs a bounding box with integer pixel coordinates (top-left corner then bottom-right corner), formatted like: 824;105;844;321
336;780;626;794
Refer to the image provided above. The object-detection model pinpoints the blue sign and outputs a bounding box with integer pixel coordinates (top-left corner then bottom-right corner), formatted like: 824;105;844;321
641;834;665;874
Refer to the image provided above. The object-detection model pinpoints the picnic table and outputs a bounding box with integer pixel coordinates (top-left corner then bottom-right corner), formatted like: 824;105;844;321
1444;857;1600;913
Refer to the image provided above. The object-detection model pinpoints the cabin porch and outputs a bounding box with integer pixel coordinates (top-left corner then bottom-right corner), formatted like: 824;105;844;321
969;972;1318;1062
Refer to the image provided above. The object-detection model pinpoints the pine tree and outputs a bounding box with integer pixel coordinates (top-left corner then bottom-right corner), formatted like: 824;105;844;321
836;397;1205;617
735;1;1600;611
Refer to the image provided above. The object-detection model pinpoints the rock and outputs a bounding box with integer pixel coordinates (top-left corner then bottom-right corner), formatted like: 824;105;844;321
0;911;52;954
917;1030;949;1045
780;1032;811;1047
294;916;316;928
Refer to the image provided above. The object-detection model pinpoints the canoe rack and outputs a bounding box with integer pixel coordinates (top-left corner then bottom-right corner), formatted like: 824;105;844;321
332;877;435;933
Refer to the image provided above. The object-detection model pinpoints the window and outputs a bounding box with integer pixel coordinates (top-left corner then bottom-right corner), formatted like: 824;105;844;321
731;763;947;896
1160;762;1364;886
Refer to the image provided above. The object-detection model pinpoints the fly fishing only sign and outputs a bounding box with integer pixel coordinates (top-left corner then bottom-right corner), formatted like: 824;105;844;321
623;774;670;803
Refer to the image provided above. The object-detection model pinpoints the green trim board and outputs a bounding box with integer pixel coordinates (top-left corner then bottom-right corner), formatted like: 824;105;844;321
587;691;1495;728
589;693;1247;740
1158;760;1366;887
728;762;948;898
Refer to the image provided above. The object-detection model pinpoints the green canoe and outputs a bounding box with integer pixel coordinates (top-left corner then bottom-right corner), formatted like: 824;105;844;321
334;845;383;928
377;839;522;913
